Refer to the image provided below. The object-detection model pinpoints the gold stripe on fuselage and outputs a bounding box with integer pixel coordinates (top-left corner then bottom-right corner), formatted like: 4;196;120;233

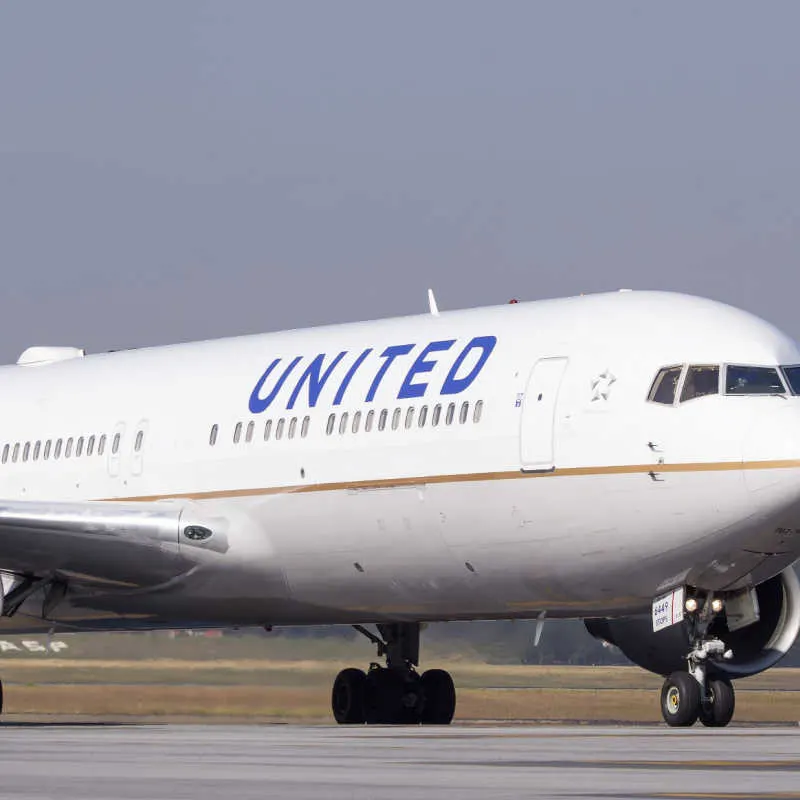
108;459;800;504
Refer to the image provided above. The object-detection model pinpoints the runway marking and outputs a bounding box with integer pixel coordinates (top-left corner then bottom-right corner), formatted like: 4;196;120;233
650;794;800;799
605;794;800;800
457;759;800;771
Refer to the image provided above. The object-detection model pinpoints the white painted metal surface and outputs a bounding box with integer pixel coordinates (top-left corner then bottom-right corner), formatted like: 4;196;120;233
0;290;795;632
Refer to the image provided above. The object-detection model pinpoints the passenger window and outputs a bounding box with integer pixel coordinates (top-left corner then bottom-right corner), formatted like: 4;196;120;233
265;419;273;441
301;416;310;438
134;431;144;452
112;433;120;455
649;366;683;405
365;410;375;433
405;407;415;429
44;440;51;460
446;403;456;425
246;421;255;443
474;400;484;423
459;402;469;424
2;444;8;464
392;408;401;430
12;443;19;463
87;436;95;456
23;442;30;462
276;418;285;440
209;425;218;446
55;439;63;459
233;422;242;444
338;413;349;435
76;437;85;457
680;366;720;402
65;438;73;458
378;409;388;431
352;411;361;434
289;417;297;439
432;404;442;426
418;406;428;427
98;435;106;456
326;414;335;436
33;441;41;461
726;365;786;395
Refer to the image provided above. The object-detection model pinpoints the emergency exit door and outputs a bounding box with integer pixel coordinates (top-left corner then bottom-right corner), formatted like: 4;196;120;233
520;357;568;472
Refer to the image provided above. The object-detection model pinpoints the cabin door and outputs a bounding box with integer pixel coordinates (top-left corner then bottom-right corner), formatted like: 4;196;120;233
519;357;568;472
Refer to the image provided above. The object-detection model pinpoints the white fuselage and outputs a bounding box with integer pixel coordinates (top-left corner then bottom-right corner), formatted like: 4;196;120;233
1;290;800;632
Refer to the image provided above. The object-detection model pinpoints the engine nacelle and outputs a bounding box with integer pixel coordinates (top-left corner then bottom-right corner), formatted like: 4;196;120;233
585;567;800;679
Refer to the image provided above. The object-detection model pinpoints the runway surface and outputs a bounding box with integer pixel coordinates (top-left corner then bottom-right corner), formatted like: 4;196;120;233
0;724;797;799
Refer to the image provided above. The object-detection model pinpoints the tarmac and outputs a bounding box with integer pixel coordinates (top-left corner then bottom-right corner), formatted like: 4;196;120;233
0;724;797;799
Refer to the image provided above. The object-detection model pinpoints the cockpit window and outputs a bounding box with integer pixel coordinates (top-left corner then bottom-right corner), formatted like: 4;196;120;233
680;365;720;403
725;365;786;395
781;366;800;395
648;366;683;405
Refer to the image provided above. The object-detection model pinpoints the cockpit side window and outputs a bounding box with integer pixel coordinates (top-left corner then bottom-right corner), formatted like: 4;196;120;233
648;366;683;405
725;365;786;395
781;366;800;395
680;365;720;403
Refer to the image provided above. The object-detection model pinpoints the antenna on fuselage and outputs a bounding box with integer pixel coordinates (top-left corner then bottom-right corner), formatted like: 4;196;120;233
534;610;547;647
427;288;440;317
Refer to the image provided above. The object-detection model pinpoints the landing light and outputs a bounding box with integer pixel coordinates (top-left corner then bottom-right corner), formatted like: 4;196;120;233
711;598;724;613
685;597;698;613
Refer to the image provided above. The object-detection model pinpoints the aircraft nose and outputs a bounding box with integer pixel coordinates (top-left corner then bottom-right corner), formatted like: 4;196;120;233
743;404;800;496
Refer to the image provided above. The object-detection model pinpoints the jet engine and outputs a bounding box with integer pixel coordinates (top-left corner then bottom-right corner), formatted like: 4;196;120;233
585;567;800;679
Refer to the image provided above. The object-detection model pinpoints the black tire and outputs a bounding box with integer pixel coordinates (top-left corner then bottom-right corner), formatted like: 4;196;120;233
420;669;456;725
365;668;423;725
699;678;735;728
332;668;367;724
365;668;406;724
660;671;700;727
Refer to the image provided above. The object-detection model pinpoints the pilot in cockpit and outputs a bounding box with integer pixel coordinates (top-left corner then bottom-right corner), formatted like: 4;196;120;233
680;365;720;402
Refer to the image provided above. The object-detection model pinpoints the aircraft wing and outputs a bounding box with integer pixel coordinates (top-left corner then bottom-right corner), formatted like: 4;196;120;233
0;497;228;594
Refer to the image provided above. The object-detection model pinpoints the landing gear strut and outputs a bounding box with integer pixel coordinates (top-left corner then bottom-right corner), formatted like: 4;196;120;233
660;593;735;728
331;623;456;725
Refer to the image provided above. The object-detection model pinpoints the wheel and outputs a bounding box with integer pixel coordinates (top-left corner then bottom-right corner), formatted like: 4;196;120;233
332;668;367;724
660;671;701;727
699;677;735;728
420;669;456;725
365;668;422;724
365;668;405;724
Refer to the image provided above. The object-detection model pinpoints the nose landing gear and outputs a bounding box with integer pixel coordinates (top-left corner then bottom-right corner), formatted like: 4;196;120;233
331;623;456;725
660;594;736;728
660;670;700;727
698;676;736;728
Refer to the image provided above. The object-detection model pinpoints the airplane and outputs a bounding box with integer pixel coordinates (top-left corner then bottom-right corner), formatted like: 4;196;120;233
0;288;798;728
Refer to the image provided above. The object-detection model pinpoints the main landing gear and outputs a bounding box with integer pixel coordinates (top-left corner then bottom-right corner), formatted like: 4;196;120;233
331;623;456;725
660;594;735;728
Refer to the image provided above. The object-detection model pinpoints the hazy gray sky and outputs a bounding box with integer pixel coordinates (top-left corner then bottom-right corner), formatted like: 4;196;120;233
2;1;800;361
